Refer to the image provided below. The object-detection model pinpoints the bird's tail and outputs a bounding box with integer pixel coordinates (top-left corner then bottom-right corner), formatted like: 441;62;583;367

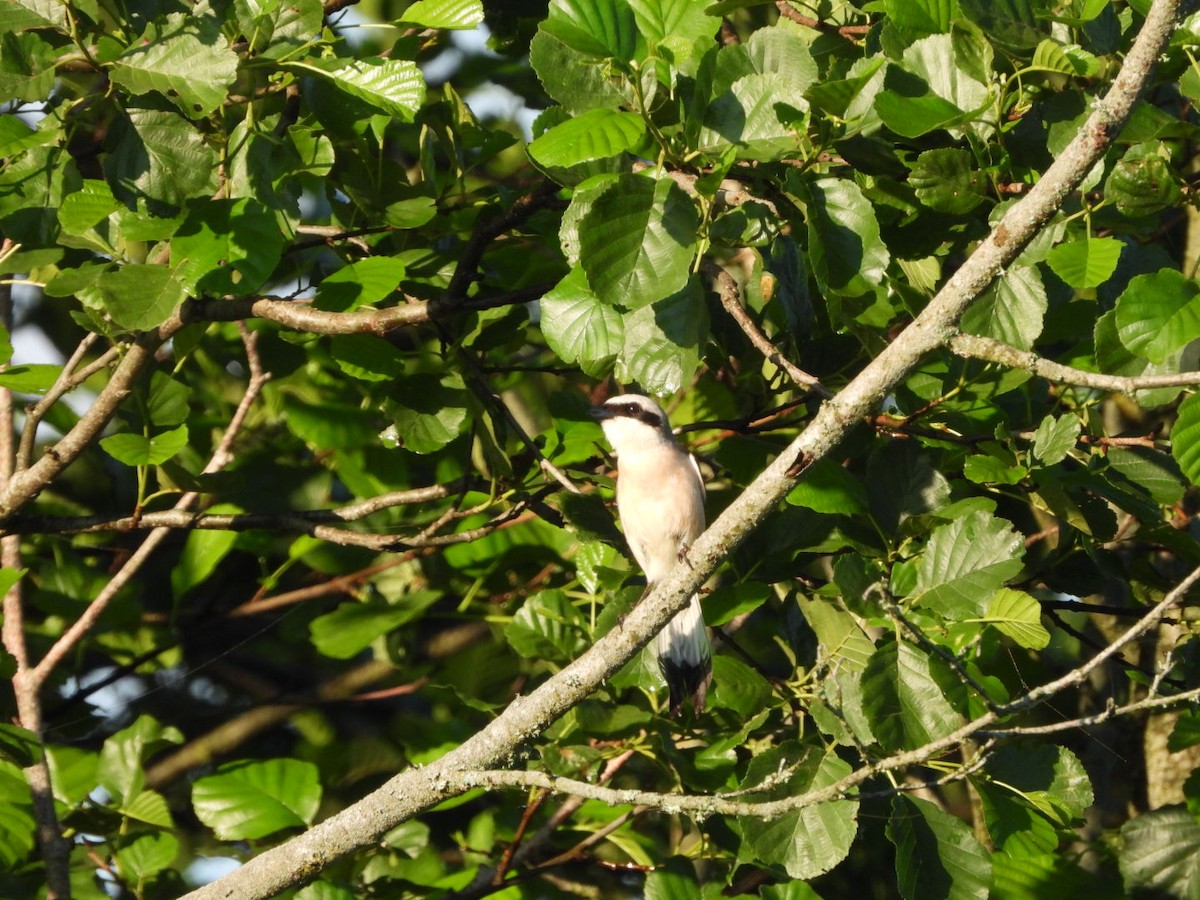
656;594;712;717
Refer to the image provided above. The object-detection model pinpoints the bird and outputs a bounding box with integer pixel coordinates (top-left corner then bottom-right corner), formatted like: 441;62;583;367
590;393;711;716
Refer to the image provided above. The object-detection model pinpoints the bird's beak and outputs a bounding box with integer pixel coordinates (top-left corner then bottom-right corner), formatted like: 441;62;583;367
589;405;614;421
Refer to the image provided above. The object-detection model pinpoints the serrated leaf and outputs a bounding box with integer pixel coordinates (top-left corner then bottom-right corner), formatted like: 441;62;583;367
1113;269;1200;364
804;175;889;297
108;108;219;210
1105;447;1185;506
100;425;189;467
1119;807;1200;898
0;762;35;870
57;180;120;235
579;174;699;310
540;0;640;61
396;0;483;29
986;744;1093;821
710;655;773;715
110;14;239;118
960;264;1047;351
114;831;179;880
329;334;405;382
1105;145;1180;217
504;590;589;661
310;593;440;659
122;789;175;828
540;266;623;378
736;744;858;879
909;148;987;214
1031;414;1080;466
1046;236;1122;289
528;108;646;169
96;263;186;332
172;198;285;296
888;795;991;900
862;639;965;751
1094;309;1185;408
913;510;1024;619
616;277;708;395
99;716;184;806
192;758;321;840
983;588;1050;649
284;57;425;122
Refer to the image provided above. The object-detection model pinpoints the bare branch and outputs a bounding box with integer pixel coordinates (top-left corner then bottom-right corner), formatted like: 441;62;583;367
950;333;1200;393
703;260;830;397
29;329;270;688
16;333;112;470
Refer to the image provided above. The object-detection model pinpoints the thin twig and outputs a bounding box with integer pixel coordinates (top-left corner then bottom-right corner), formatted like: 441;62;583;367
702;260;830;398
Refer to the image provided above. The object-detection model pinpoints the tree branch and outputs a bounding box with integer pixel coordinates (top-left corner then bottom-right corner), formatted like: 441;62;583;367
950;333;1200;393
702;260;830;398
182;2;1185;896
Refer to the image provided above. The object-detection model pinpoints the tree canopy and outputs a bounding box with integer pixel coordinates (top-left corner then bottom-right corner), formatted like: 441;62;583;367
3;0;1200;898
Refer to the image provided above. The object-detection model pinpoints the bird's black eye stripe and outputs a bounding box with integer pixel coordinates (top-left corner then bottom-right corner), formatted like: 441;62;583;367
625;404;662;428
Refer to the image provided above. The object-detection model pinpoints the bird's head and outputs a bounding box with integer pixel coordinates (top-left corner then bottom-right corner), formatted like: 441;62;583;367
589;394;675;454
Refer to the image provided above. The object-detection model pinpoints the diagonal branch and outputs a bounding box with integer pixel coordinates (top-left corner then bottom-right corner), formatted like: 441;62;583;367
181;2;1185;896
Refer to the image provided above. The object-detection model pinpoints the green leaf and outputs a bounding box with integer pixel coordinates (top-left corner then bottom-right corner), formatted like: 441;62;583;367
804;175;889;298
786;459;869;514
284;57;425;122
983;588;1050;650
986;744;1093;821
888;795;991;900
122;789;175;828
540;266;623;378
0;364;60;394
1105;144;1181;217
101;425;189;467
616;277;708;396
1119;807;1200;898
0;761;35;870
882;0;957;34
98;716;184;806
862;639;965;751
960;264;1047;351
1094;309;1185;408
973;780;1058;855
1031;414;1080;466
108;108;219;210
192;758;321;840
315;257;407;312
172;198;285;296
1169;711;1200;752
1105;447;1185;506
527;108;647;169
396;0;484;29
1113;269;1200;364
737;744;859;879
388;373;472;454
578;174;700;310
644;858;701;900
992;851;1118;900
1045;236;1122;289
504;590;589;661
529;29;626;114
109;13;239;118
114;831;179;880
95;263;187;331
709;655;773;715
171;506;241;597
329;334;405;382
909;148;987;214
540;0;641;62
1171;393;1200;486
58;180;121;235
913;510;1024;619
310;592;441;659
287;400;378;451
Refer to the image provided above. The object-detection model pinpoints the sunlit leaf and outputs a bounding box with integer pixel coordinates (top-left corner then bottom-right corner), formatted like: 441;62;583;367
192;758;321;840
